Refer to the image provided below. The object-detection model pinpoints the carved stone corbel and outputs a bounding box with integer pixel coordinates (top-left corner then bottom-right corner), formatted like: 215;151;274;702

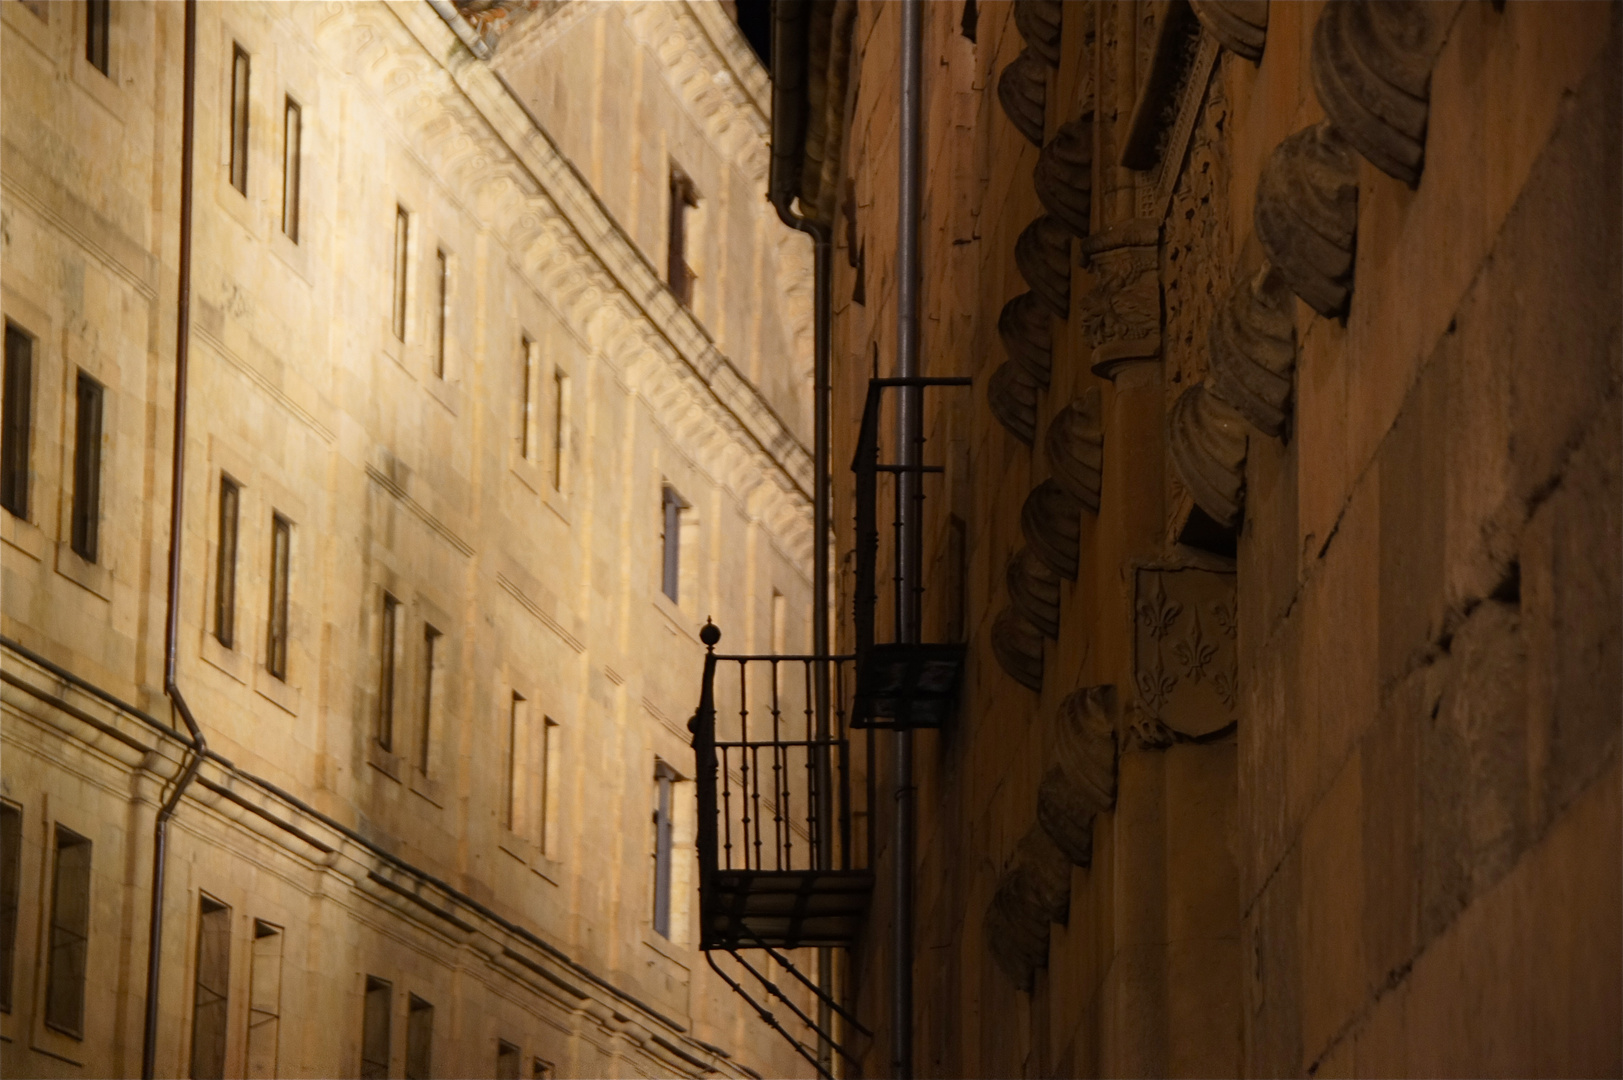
1254;122;1358;318
1034;116;1094;239
1013;0;1063;68
1168;384;1248;527
1190;0;1269;62
1015;215;1073;318
998;49;1048;147
983;826;1071;990
1045;388;1104;512
991;606;1045;691
1078;219;1162;378
988;362;1040;446
1007;547;1062;639
998;292;1053;389
1037;686;1117;866
1311;0;1458;186
1022;480;1083;580
1208;263;1296;438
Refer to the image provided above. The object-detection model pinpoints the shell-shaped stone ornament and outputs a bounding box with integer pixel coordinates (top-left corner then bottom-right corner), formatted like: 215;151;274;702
1045;388;1103;511
1034;116;1094;239
1208;264;1296;437
1007;548;1062;639
991;605;1045;691
984;826;1071;990
1191;0;1269;61
1168;384;1249;527
1013;0;1064;67
1254;122;1358;318
1037;686;1118;866
988;362;1041;446
998;292;1053;389
1021;480;1083;581
998;48;1048;146
1015;215;1073;318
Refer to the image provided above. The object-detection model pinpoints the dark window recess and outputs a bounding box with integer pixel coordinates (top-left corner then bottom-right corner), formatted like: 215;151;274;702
852;241;867;307
405;994;433;1080
660;485;685;603
419;625;440;774
189;895;232;1080
85;0;110;74
432;250;448;378
44;825;91;1038
266;514;291;680
667;167;699;307
551;369;567;491
532;1058;555;1080
377;593;399;751
518;336;534;460
2;323;34;519
360;976;392;1080
246;920;283;1078
69;372;103;563
651;762;676;938
282;97;302;242
392;206;410;341
215;477;240;648
0;803;21;1013
496;1040;521;1080
230;45;250;195
960;0;979;42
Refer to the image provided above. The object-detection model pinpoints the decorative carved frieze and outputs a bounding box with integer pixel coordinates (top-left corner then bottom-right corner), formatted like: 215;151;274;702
1208;264;1296;438
998;49;1049;147
1168;384;1248;528
988;362;1040;446
998;292;1053;389
984;826;1071;990
1037;686;1117;866
1013;0;1064;68
1131;568;1238;738
1007;548;1062;639
1022;480;1084;581
1034;116;1094;239
1190;0;1269;62
1079;220;1162;378
1015;216;1073;318
1311;0;1458;186
1045;388;1104;512
1254;122;1359;318
992;606;1045;691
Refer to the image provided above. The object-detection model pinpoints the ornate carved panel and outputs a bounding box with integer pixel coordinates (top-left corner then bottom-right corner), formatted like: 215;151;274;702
1190;0;1269;61
998;49;1049;147
1208;263;1296;438
1037;686;1117;866
988;362;1040;446
1132;568;1238;738
1015;216;1073;318
1169;384;1248;527
1045;388;1103;512
1254;122;1358;318
1013;0;1064;67
1022;480;1084;580
1034;116;1094;239
983;826;1071;991
991;606;1045;691
998;292;1053;389
1311;0;1458;186
1079;220;1162;378
1007;548;1062;640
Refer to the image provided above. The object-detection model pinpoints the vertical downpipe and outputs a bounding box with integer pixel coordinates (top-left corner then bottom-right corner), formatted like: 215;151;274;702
893;2;922;1077
142;2;208;1076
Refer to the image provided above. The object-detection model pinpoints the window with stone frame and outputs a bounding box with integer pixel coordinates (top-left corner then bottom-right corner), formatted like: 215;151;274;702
405;994;433;1080
245;920;283;1078
229;45;250;195
0;802;20;1014
2;322;34;520
360;976;392;1080
85;0;110;75
44;825;91;1037
667;165;700;307
189;894;232;1080
215;475;240;648
69;372;103;563
282;97;302;242
266;513;292;680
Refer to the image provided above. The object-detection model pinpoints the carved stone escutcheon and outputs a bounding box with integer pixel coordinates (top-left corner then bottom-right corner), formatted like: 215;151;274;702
1013;0;1064;68
1311;0;1458;186
1191;0;1269;62
1254;122;1358;318
1037;686;1118;866
1016;215;1073;319
998;291;1053;389
1034;115;1094;240
983;826;1071;990
1007;547;1062;639
1022;480;1084;580
988;362;1041;446
1045;387;1104;512
1169;384;1249;528
1208;262;1297;438
992;605;1045;692
1132;568;1238;738
998;48;1049;147
1079;219;1163;378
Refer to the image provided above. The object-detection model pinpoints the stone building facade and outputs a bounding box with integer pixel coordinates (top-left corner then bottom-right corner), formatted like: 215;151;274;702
0;1;819;1077
776;0;1620;1075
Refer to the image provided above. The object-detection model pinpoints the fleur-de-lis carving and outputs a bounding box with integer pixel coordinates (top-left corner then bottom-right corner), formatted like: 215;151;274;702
1211;599;1238;639
1136;573;1183;640
1214;666;1239;709
1135;661;1178;719
1173;610;1218;683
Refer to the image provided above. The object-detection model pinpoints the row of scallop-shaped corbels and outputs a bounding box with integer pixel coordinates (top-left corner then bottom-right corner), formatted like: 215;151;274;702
996;1;1063;146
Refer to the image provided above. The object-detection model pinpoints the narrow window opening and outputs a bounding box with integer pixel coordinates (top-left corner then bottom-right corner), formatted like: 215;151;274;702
405;994;433;1080
266;514;291;681
497;1040;521;1080
86;0;110;75
518;336;535;461
0;803;21;1014
189;895;232;1080
392;206;410;341
660;485;685;603
230;45;250;195
377;593;399;752
69;372;103;563
960;0;979;42
44;825;91;1038
360;976;392;1080
215;477;240;649
539;717;558;857
651;762;676;938
667;166;699;307
505;692;526;835
852;241;867;306
551;369;568;491
282;98;302;242
532;1059;555;1080
246;920;283;1080
432;250;448;378
418;625;440;774
2;323;34;520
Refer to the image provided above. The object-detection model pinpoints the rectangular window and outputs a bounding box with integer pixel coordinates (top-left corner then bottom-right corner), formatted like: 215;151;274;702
215;477;240;649
405;994;433;1080
230;45;250;195
518;336;534;461
432;250;448;379
2;323;33;520
551;369;567;491
85;0;109;75
667;167;698;307
539;717;558;857
377;593;399;752
43;825;91;1037
70;372;103;563
360;976;392;1080
0;803;21;1013
651;762;676;938
660;485;684;603
418;624;439;774
505;692;527;835
266;514;291;680
532;1059;554;1080
282;97;302;242
189;895;232;1080
392;206;410;341
246;920;283;1080
497;1040;520;1080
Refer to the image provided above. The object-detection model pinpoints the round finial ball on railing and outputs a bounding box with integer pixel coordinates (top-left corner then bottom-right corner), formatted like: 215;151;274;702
700;620;721;647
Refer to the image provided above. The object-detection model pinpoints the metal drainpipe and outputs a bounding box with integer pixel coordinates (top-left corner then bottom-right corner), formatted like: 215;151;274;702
142;2;207;1075
894;1;922;1077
